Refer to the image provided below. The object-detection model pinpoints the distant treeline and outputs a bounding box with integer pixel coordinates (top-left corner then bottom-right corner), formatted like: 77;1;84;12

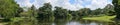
0;0;120;25
0;0;115;20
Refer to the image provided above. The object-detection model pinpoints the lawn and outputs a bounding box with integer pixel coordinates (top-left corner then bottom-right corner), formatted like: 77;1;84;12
82;15;116;22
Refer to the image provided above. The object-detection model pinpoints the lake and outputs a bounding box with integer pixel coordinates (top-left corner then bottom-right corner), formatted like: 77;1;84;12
2;18;120;25
51;19;119;25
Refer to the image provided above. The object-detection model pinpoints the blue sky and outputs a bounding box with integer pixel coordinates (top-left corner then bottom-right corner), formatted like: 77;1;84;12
15;0;112;10
30;0;34;3
69;0;76;4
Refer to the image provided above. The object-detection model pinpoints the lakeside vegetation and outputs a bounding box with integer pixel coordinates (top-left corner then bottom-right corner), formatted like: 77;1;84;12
0;0;120;25
83;15;115;22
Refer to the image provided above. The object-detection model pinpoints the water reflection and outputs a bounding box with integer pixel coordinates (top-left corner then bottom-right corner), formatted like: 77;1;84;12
6;18;38;25
4;18;120;25
54;19;71;25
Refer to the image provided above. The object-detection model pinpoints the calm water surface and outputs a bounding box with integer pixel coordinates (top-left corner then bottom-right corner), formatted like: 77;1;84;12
1;19;120;25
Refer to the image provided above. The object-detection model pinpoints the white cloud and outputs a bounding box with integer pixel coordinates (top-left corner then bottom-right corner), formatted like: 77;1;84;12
33;0;83;10
85;0;112;10
15;0;112;10
15;0;32;7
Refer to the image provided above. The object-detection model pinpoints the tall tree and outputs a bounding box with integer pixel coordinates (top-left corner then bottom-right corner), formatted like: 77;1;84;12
0;0;20;18
27;5;37;17
15;7;23;17
54;6;72;20
78;8;91;16
92;8;102;15
37;3;54;21
112;0;120;19
103;4;115;16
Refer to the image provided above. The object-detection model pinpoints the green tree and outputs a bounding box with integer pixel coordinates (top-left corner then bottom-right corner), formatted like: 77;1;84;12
19;5;38;17
0;0;20;18
68;10;79;19
54;6;72;20
37;3;54;21
103;4;115;16
78;8;91;16
91;8;102;15
112;0;120;19
28;5;37;17
15;7;24;17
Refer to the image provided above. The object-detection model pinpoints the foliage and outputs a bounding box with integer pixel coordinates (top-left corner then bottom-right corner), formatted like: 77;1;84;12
78;8;92;16
0;0;118;25
112;0;120;19
103;4;115;16
7;17;38;25
37;3;54;21
0;0;20;18
54;6;72;20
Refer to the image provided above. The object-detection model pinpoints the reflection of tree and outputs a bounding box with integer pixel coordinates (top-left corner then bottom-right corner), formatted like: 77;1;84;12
93;21;120;25
54;19;70;25
6;18;38;25
77;20;120;25
37;18;54;25
78;20;92;25
112;20;120;25
37;21;53;25
54;21;66;25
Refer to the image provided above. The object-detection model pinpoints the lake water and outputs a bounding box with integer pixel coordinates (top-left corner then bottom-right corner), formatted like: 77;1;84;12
50;19;118;25
1;19;120;25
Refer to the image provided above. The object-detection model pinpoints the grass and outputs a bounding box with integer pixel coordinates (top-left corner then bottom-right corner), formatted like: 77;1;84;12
82;15;116;22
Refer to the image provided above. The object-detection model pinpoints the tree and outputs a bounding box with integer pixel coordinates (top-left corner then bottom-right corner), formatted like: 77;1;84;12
54;6;72;20
68;10;79;19
0;0;20;18
112;0;120;19
15;7;24;17
28;5;37;17
31;5;38;17
37;3;54;21
20;5;38;17
78;8;91;16
92;8;102;15
103;4;115;16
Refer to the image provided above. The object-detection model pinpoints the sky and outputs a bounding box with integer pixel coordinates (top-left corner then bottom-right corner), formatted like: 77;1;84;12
15;0;112;10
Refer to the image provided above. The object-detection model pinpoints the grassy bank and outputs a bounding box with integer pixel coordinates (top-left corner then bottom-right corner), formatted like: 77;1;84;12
82;15;115;22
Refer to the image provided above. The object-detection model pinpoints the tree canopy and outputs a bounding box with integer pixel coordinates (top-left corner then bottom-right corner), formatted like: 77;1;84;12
112;0;120;19
0;0;20;18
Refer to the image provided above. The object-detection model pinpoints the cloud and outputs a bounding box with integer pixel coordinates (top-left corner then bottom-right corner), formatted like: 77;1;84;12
15;0;32;7
15;0;112;10
33;0;83;10
85;0;112;10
